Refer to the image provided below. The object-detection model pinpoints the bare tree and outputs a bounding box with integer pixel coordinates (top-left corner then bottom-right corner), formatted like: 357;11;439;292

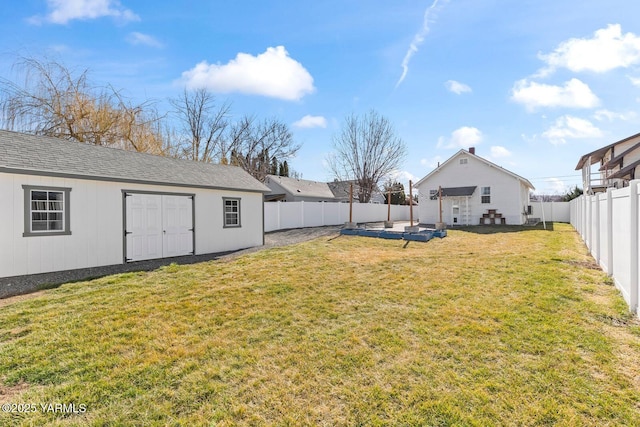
328;110;407;202
226;115;300;182
169;88;230;162
0;56;165;153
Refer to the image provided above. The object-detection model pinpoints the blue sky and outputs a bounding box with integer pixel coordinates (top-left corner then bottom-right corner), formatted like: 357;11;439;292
3;0;640;194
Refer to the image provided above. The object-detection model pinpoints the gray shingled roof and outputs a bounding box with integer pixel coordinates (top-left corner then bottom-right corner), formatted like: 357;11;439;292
0;130;269;193
429;186;477;199
327;180;385;203
265;174;336;199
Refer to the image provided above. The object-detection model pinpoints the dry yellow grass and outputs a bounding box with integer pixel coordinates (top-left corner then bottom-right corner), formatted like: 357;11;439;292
0;223;639;426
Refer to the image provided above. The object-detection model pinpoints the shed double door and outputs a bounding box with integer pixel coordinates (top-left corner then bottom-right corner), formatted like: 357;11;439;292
125;193;194;262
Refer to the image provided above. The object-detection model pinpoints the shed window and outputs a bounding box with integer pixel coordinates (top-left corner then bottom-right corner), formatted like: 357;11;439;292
481;187;491;204
223;198;241;228
23;186;71;236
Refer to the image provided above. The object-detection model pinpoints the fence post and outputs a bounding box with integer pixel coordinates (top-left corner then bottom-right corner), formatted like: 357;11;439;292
580;194;589;239
277;201;281;230
300;201;305;228
594;193;600;265
607;188;613;276
629;180;639;314
587;194;593;249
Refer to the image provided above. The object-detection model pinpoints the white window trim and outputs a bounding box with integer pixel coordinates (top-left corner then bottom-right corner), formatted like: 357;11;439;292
22;185;72;237
223;197;241;228
481;186;491;204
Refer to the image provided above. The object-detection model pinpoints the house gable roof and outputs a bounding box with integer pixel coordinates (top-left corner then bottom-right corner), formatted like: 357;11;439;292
0;130;269;193
327;180;385;203
265;175;336;199
575;131;640;170
415;149;535;190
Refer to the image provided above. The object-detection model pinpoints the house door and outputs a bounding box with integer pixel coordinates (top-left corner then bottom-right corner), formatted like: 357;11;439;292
125;193;194;262
452;205;460;225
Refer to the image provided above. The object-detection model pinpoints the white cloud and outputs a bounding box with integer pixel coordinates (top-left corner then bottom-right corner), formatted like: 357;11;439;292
179;46;315;101
538;24;640;75
542;178;568;195
511;78;600;111
490;146;511;158
593;109;637;122
445;80;472;95
389;170;420;186
437;126;483;149
30;0;139;24
126;32;162;48
293;115;327;129
542;115;603;144
629;76;640;87
396;0;449;87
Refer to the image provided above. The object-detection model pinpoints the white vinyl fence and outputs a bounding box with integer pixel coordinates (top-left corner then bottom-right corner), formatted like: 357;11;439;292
570;180;640;313
264;202;413;232
530;201;571;223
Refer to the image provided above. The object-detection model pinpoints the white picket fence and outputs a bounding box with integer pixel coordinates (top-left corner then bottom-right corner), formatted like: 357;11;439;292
264;202;414;232
570;180;640;313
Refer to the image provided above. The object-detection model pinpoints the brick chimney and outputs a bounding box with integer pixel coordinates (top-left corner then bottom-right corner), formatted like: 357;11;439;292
469;147;475;155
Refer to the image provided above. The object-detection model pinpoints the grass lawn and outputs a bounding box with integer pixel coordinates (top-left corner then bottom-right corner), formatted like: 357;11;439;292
1;223;640;426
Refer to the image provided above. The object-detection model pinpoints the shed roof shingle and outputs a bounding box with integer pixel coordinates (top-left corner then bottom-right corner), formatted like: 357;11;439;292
0;130;269;193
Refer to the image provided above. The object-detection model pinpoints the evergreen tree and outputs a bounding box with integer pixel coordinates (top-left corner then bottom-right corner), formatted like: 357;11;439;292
279;160;290;177
382;181;406;205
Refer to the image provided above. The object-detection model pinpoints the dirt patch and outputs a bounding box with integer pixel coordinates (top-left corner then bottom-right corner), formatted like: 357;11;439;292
562;259;602;270
0;381;30;402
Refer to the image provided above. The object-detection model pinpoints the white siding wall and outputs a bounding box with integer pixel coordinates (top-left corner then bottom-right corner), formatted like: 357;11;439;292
0;172;264;278
1;173;123;277
416;155;529;225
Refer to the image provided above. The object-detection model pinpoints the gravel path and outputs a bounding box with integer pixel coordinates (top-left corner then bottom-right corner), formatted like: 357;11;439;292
0;225;343;302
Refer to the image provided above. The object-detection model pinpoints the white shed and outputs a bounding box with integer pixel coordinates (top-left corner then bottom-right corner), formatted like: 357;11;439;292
0;130;269;278
415;148;534;226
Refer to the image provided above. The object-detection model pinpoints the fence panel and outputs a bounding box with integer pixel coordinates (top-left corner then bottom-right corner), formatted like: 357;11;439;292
264;201;413;232
303;202;324;228
279;202;304;230
597;192;609;271
530;202;571;223
570;180;640;314
611;188;632;304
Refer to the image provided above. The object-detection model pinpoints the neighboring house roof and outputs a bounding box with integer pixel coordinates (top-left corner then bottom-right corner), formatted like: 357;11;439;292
416;149;535;190
264;175;336;199
0;129;269;193
429;186;477;199
328;180;386;203
575;131;640;170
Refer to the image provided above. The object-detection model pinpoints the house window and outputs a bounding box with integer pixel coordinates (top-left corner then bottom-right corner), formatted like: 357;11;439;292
481;187;491;204
429;189;438;200
460;158;468;165
223;198;241;228
23;185;71;237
